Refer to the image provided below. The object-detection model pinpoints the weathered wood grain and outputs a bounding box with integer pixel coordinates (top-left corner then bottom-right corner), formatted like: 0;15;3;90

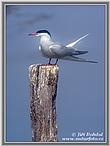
29;64;59;142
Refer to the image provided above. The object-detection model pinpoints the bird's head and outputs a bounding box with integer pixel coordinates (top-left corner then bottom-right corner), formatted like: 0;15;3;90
28;30;51;38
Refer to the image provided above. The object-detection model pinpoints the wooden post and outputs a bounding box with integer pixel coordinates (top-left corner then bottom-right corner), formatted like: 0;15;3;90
29;64;59;142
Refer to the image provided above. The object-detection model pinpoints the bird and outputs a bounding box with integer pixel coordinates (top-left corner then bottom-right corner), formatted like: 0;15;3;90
28;30;97;65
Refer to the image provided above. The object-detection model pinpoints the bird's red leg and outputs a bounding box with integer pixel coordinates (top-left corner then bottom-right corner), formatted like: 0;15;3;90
55;59;58;65
45;58;58;66
45;58;51;65
49;58;51;64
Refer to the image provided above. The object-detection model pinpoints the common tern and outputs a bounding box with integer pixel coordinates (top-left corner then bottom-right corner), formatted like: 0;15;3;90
29;30;97;64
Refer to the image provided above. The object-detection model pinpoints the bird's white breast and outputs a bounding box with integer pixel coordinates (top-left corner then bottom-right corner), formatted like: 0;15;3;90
39;36;55;58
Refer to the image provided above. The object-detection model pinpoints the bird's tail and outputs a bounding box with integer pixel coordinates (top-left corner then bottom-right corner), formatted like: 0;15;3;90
66;34;89;48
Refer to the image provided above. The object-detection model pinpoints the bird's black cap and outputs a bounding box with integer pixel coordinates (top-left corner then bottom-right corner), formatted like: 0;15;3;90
36;30;51;37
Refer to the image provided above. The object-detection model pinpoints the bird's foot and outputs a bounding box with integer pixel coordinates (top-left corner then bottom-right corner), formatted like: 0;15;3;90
45;58;58;66
45;63;57;66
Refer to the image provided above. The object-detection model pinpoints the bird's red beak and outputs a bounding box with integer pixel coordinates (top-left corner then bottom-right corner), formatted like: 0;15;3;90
28;32;38;36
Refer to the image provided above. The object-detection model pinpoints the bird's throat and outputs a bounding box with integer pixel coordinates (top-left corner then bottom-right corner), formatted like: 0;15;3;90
40;36;51;44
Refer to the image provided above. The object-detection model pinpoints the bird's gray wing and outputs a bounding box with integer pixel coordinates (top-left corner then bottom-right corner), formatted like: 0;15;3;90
63;55;97;63
49;43;88;57
49;43;73;57
72;50;88;55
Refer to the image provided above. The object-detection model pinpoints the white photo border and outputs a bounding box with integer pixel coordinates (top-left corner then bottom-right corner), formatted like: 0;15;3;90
2;1;109;145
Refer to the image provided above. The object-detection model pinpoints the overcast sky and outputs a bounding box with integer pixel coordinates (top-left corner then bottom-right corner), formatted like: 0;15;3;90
6;4;106;142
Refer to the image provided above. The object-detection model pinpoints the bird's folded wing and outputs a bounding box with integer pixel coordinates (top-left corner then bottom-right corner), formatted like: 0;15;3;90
72;50;88;55
49;44;72;57
68;56;97;63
